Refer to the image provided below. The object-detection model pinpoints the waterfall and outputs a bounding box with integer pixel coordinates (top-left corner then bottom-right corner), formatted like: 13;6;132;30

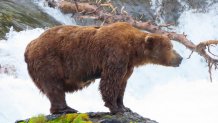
0;0;218;123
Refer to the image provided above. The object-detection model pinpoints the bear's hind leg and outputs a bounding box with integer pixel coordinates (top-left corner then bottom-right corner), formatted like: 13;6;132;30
45;85;78;114
27;57;78;114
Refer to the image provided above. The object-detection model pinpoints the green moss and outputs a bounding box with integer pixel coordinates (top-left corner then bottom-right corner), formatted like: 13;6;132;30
0;0;60;39
29;115;47;123
17;113;92;123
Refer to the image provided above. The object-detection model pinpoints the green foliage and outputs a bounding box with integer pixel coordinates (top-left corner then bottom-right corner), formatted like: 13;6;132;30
17;113;92;123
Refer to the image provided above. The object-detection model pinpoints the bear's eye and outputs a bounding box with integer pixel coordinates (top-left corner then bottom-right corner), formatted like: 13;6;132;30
166;45;172;50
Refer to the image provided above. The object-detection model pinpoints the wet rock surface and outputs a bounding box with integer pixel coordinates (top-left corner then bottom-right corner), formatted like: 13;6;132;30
0;0;60;39
1;0;216;39
76;0;217;25
88;112;158;123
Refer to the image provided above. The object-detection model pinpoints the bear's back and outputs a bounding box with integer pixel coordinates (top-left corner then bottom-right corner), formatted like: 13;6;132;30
25;22;146;63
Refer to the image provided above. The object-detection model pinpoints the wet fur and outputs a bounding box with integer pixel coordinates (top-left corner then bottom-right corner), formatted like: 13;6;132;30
25;22;182;114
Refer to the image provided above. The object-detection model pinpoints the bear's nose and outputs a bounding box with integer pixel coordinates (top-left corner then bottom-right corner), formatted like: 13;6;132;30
173;55;183;67
179;56;183;62
179;56;183;64
178;55;183;62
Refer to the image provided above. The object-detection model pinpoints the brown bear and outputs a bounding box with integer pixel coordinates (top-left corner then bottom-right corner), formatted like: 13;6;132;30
24;22;182;114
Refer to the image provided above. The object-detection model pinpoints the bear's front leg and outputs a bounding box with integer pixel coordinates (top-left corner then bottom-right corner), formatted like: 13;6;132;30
117;67;133;112
99;57;129;114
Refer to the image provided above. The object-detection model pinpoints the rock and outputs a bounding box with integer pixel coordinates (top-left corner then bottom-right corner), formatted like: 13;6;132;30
88;112;157;123
99;119;121;123
0;0;60;39
73;0;217;25
15;112;158;123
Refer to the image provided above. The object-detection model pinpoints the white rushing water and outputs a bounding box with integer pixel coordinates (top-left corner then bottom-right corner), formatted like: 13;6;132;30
0;1;218;123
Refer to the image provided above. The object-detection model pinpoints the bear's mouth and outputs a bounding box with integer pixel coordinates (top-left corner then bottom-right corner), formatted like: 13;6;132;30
171;56;183;67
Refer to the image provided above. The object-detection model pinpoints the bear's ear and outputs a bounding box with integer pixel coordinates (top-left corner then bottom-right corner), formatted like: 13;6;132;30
145;36;155;46
145;36;153;42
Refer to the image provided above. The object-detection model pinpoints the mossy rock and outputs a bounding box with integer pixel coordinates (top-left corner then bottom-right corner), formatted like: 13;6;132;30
0;0;60;39
16;113;92;123
16;112;158;123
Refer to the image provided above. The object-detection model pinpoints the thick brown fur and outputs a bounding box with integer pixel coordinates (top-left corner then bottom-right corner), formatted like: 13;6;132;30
25;22;182;114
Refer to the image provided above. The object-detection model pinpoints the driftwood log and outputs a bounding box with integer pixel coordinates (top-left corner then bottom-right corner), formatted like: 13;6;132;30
45;0;218;81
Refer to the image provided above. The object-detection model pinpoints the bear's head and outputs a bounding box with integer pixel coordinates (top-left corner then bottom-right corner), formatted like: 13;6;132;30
145;34;183;67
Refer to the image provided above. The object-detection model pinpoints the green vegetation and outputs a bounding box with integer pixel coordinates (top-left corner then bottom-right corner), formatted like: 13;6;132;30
17;113;92;123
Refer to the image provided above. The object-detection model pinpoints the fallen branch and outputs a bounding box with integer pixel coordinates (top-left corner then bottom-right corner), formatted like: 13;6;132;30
73;0;79;12
195;40;218;81
45;0;218;81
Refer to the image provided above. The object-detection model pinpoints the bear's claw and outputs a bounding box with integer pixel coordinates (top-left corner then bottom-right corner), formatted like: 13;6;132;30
110;106;132;114
122;107;132;112
52;106;78;114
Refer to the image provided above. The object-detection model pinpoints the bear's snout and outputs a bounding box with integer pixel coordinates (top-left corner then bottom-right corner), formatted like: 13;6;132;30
172;55;183;67
171;51;183;67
